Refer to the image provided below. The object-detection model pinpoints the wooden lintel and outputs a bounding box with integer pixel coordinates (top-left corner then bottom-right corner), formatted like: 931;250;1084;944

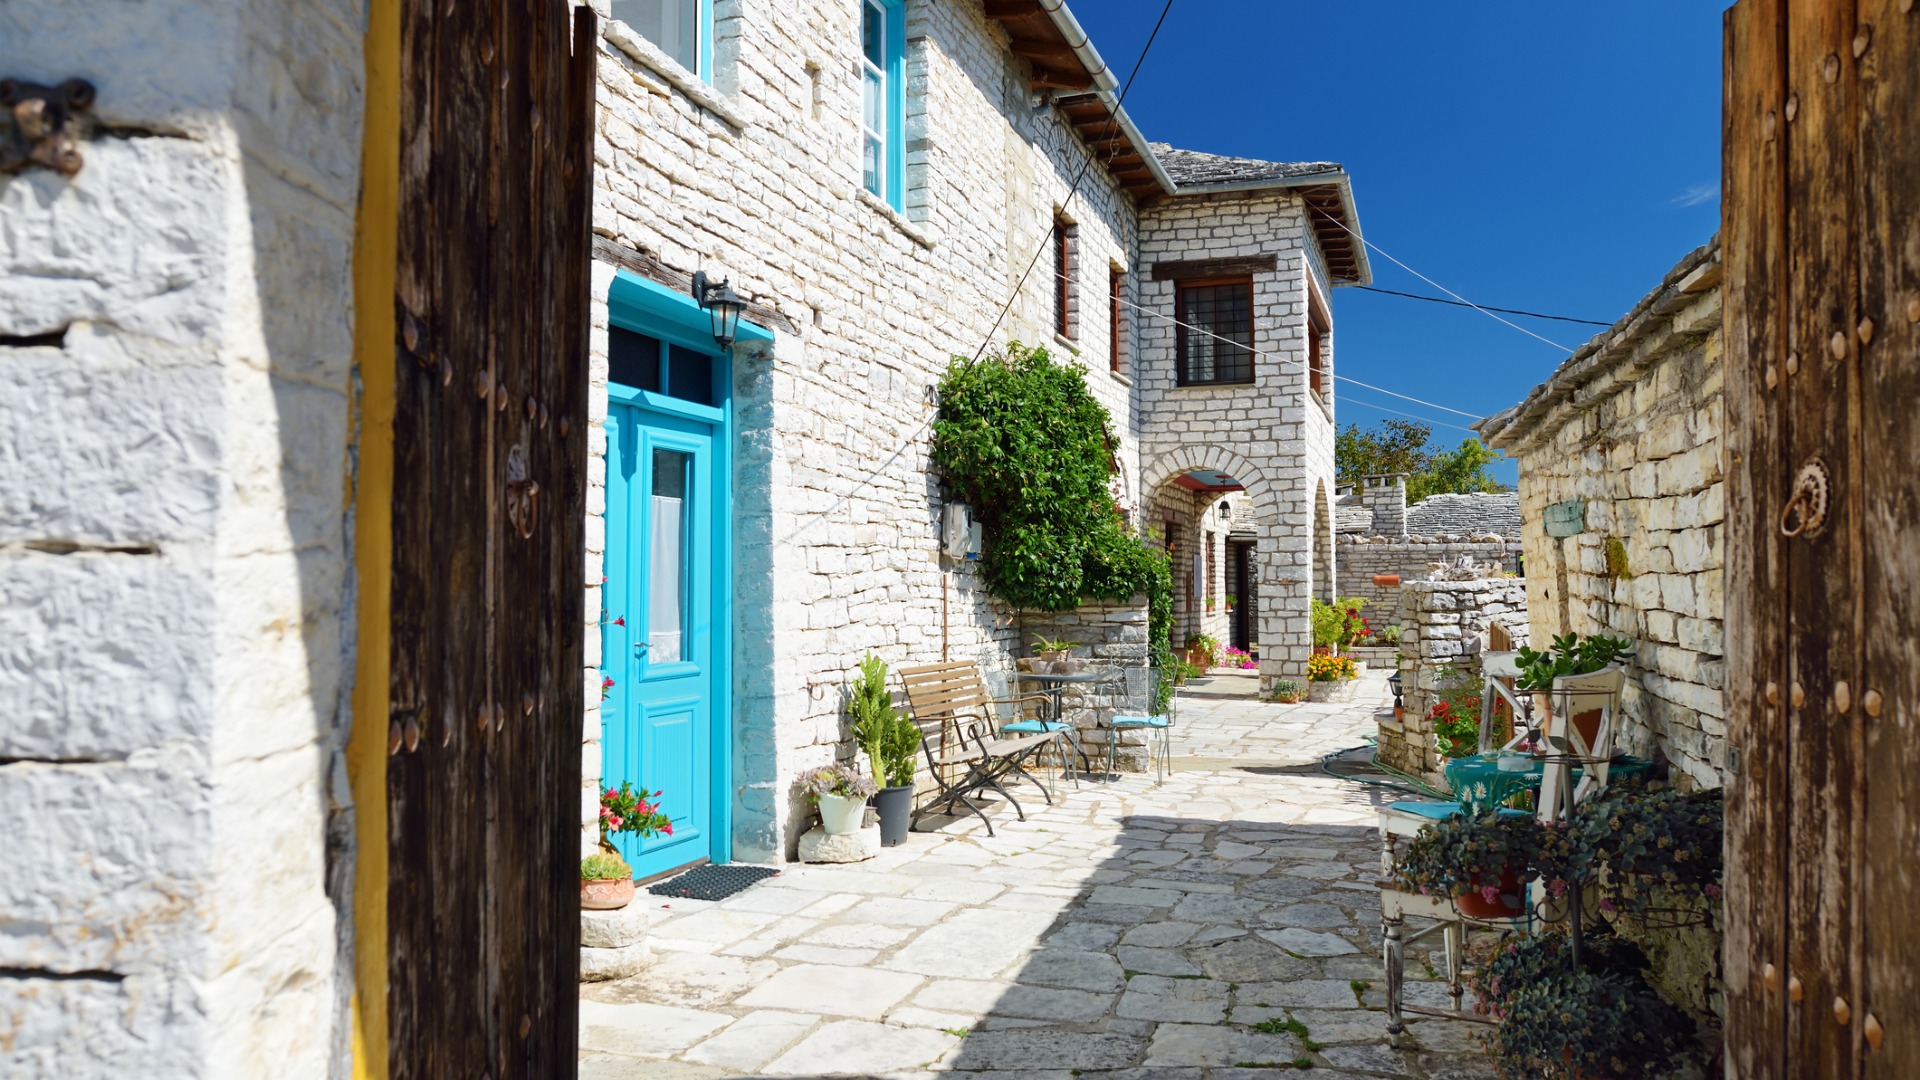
592;234;799;335
980;0;1034;20
1009;40;1081;68
1150;254;1278;282
1030;68;1091;91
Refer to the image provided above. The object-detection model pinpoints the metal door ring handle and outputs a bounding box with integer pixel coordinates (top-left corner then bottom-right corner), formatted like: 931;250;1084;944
1779;457;1830;539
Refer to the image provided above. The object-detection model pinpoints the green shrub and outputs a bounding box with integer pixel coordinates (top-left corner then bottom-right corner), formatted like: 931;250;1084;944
1489;966;1696;1078
932;344;1174;711
1514;632;1634;691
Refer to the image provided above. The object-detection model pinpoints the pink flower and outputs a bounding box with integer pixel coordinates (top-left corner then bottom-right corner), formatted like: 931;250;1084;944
1481;884;1500;903
1547;878;1568;898
1598;897;1617;914
612;616;625;626
607;815;622;829
1705;884;1722;899
662;822;673;836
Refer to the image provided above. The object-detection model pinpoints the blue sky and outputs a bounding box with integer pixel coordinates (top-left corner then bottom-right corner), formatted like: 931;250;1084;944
1073;2;1728;486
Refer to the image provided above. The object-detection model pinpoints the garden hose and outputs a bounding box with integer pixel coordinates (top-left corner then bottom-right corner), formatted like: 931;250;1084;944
1315;739;1452;801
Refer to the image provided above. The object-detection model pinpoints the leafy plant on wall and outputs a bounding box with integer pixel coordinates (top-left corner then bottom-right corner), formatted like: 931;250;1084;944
931;343;1175;709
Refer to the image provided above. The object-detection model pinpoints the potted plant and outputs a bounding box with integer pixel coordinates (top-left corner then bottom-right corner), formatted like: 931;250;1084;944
1271;678;1302;704
580;852;635;911
1396;809;1563;919
794;763;878;836
1184;632;1220;671
1515;632;1633;748
1225;593;1236;612
1304;652;1359;701
849;653;920;847
598;780;673;857
1488;965;1696;1078
1030;637;1079;673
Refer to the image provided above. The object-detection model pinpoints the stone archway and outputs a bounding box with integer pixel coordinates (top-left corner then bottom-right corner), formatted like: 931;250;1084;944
1141;445;1310;687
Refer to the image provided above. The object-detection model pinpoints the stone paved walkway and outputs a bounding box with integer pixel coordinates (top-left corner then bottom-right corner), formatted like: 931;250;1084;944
581;673;1492;1079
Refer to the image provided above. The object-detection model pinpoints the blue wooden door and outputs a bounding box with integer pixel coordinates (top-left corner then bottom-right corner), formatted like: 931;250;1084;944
603;404;716;879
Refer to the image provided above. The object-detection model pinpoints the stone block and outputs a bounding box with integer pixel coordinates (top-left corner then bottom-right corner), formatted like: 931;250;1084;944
582;904;651;949
798;826;880;863
580;940;651;982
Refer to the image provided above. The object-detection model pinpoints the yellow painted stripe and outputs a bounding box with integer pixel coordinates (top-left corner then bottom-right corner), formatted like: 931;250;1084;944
347;0;398;1073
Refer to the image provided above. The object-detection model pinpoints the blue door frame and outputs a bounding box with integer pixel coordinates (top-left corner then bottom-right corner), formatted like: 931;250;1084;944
601;271;771;876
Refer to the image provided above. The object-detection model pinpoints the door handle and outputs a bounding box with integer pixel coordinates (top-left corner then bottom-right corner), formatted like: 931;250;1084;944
634;642;650;657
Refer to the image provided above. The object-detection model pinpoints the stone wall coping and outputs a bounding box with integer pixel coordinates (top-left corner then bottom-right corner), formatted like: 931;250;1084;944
1400;578;1526;594
1479;239;1721;453
603;21;748;132
857;188;936;250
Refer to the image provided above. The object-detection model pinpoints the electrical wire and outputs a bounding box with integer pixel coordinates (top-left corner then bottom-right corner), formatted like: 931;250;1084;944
1354;285;1613;327
964;0;1177;365
1112;291;1489;426
1312;211;1573;353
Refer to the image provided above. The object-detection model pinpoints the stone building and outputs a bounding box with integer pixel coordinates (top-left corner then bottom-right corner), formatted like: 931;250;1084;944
1331;475;1522;628
1479;241;1726;790
582;0;1371;868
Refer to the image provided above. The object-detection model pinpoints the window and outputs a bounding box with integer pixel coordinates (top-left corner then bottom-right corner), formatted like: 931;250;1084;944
861;0;905;209
1109;268;1126;373
1307;285;1330;400
1175;278;1254;385
1053;218;1078;340
610;0;710;79
608;325;719;407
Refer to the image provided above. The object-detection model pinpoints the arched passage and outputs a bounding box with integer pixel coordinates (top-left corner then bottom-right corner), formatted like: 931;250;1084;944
1313;479;1334;604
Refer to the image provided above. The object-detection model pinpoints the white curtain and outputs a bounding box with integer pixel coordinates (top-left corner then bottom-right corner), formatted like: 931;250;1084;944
649;494;684;664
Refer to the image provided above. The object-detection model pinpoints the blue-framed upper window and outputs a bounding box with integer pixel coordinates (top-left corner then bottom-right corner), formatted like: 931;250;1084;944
610;0;713;81
860;0;906;210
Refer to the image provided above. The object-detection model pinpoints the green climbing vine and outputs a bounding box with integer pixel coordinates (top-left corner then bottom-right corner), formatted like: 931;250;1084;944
930;343;1174;710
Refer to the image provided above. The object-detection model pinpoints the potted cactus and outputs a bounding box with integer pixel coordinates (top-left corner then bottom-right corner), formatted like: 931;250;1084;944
1271;679;1303;704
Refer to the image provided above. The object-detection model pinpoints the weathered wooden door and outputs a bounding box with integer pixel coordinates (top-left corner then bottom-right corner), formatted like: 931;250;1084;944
386;0;595;1075
1722;0;1918;1075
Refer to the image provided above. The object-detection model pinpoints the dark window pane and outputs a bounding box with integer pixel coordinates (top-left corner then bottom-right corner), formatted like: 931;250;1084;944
610;0;700;74
1176;280;1254;385
667;344;716;406
863;0;885;66
608;327;662;392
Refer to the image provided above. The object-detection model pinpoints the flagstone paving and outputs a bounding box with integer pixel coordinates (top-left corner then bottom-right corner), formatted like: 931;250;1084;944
581;672;1492;1079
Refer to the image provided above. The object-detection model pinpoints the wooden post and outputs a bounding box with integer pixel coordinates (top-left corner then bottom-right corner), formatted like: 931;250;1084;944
1723;0;1918;1073
386;2;595;1076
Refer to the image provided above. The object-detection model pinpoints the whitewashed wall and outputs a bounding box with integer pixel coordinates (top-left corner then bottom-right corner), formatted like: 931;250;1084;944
0;1;364;1075
582;0;1146;860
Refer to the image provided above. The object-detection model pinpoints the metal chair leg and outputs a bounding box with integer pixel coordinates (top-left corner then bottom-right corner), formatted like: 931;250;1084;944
1383;911;1405;1039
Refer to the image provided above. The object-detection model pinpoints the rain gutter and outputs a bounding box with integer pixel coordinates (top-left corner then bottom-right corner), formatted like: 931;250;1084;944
1034;0;1178;198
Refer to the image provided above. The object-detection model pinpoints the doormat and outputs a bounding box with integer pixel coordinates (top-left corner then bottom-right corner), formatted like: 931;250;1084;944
646;864;780;902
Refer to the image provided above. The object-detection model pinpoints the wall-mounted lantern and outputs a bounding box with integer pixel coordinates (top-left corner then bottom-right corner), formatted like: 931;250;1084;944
690;271;747;350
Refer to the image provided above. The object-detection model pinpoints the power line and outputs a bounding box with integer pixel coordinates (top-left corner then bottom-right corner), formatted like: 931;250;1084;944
965;0;1176;365
1312;210;1573;352
1113;291;1487;423
1354;285;1613;327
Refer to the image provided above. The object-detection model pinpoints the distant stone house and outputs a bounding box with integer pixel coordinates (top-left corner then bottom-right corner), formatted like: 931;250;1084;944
1332;476;1522;627
582;0;1372;864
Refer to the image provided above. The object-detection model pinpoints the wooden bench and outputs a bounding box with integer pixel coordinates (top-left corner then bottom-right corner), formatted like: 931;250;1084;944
896;661;1059;837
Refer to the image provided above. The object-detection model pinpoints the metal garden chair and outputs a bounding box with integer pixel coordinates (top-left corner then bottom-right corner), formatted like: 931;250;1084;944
896;661;1059;837
1106;664;1174;785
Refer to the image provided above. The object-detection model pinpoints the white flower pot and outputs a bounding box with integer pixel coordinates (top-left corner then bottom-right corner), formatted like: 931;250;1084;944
818;792;866;836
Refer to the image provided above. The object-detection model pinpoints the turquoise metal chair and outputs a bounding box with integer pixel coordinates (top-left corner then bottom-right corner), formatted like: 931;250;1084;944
1106;665;1173;785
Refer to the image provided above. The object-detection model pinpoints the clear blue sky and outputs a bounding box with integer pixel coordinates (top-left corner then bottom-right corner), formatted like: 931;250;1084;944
1074;1;1728;486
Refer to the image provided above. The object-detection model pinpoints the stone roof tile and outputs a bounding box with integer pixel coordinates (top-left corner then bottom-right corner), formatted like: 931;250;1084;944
1148;142;1342;187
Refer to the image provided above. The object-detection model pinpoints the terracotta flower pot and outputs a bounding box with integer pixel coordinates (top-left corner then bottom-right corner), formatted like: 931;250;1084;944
1372;573;1401;587
581;877;635;911
1453;866;1524;919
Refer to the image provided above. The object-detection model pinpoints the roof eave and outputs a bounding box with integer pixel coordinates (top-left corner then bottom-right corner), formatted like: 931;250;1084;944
1032;0;1178;198
1167;171;1371;287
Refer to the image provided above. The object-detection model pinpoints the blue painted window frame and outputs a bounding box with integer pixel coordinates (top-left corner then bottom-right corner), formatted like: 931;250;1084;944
860;0;907;210
611;0;714;83
602;269;770;867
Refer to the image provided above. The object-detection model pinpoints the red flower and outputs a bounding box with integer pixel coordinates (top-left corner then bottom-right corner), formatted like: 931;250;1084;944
662;822;673;836
612;616;625;626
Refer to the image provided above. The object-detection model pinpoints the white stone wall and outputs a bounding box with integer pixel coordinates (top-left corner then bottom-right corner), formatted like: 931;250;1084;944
1334;536;1522;627
583;0;1151;860
1135;194;1340;686
1379;579;1531;783
0;2;363;1075
1486;262;1725;791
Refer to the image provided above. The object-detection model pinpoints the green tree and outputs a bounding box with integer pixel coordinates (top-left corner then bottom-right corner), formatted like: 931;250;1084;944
1335;420;1503;502
1408;438;1502;502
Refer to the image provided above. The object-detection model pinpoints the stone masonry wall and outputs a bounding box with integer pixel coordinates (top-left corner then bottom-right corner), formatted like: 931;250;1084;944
1135;193;1341;688
1376;579;1530;784
1335;537;1521;628
1;3;364;1075
1017;600;1154;772
583;0;1152;860
1480;244;1725;791
1405;491;1523;537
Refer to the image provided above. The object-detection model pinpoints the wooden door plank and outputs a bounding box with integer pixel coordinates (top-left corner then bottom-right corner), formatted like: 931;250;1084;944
1721;0;1791;1074
1783;1;1864;1073
1854;0;1920;1074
